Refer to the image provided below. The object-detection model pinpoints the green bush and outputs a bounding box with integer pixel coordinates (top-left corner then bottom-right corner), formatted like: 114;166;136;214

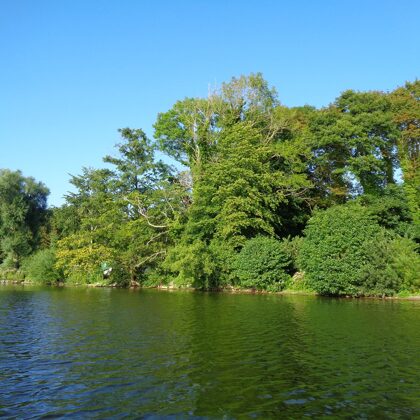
233;236;291;290
280;235;304;273
0;268;25;281
389;236;420;292
163;240;220;289
22;249;61;284
357;230;402;296
64;270;103;285
298;203;411;296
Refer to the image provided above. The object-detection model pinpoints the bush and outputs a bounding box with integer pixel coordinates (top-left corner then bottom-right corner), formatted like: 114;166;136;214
22;249;61;284
298;203;410;296
389;236;420;292
0;268;25;281
280;235;304;273
163;240;220;289
357;230;402;296
233;236;291;290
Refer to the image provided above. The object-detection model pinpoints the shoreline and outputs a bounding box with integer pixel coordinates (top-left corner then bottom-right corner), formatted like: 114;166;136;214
1;279;420;300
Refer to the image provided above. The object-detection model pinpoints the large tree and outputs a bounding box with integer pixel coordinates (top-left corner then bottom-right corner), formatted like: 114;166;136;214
56;129;188;285
160;75;311;287
307;90;399;203
390;80;420;227
0;169;49;268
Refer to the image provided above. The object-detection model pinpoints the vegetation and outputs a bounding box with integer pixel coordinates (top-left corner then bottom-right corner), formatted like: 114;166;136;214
0;169;49;279
233;236;291;291
1;74;419;296
22;249;61;285
298;203;418;296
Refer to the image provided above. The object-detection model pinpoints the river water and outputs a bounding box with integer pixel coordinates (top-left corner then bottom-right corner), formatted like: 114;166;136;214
1;286;419;418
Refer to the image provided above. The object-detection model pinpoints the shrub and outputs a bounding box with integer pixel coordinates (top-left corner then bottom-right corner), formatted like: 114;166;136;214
357;230;402;296
280;235;304;273
389;236;420;292
298;203;407;296
163;240;220;289
0;268;25;281
233;236;291;290
22;249;61;284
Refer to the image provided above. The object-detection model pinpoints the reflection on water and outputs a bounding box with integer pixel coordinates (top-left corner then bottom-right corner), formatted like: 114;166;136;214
1;286;419;418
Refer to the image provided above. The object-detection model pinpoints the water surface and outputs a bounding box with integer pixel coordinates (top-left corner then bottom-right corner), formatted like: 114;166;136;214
1;286;419;418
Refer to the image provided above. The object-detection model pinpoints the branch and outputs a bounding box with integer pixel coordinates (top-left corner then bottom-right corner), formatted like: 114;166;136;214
124;196;168;229
135;250;166;268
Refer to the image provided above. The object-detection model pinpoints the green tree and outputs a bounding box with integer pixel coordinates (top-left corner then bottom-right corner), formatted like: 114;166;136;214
56;129;188;285
357;184;415;238
307;90;398;203
55;167;122;284
161;75;311;288
390;80;420;227
300;204;371;296
0;169;49;269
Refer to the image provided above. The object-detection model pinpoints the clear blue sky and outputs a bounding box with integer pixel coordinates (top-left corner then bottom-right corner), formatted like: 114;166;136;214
1;0;418;206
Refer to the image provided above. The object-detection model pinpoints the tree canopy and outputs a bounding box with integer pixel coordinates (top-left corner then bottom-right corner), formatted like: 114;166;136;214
3;74;419;296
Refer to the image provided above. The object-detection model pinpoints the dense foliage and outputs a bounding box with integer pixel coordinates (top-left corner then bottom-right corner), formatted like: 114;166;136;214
0;170;49;273
1;74;419;296
298;204;419;296
22;249;61;285
233;236;291;291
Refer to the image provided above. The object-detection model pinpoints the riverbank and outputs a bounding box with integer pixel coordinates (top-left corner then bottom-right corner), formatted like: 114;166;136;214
2;278;420;300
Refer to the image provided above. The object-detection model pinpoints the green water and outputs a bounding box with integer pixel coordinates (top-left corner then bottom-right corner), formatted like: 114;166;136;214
1;286;419;418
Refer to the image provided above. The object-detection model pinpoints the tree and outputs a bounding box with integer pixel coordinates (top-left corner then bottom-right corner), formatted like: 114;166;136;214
56;128;188;285
104;128;169;195
154;98;220;168
55;167;123;283
0;169;49;268
307;90;398;203
390;80;420;227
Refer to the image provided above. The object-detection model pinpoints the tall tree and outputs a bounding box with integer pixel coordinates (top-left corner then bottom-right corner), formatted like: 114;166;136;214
390;80;420;227
0;169;49;268
308;90;398;203
56;129;188;285
160;75;311;287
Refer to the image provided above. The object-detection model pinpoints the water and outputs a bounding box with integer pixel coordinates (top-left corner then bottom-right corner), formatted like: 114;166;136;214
0;286;419;418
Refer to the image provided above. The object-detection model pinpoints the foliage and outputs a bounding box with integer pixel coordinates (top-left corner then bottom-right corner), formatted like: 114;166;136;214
357;184;416;238
389;236;420;292
284;271;315;293
54;129;187;286
299;204;386;296
4;74;418;296
22;249;61;285
307;90;399;204
160;76;311;288
233;236;291;290
390;80;420;228
163;239;219;288
0;267;25;281
299;203;419;296
280;235;304;273
357;230;403;296
0;169;49;268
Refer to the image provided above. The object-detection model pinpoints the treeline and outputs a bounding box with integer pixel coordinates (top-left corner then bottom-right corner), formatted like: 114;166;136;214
1;74;419;296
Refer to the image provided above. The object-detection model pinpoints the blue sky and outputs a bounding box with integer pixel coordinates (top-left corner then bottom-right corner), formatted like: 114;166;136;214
1;0;419;206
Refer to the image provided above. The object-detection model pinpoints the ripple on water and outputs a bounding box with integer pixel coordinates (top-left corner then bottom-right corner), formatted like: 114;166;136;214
0;287;420;418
